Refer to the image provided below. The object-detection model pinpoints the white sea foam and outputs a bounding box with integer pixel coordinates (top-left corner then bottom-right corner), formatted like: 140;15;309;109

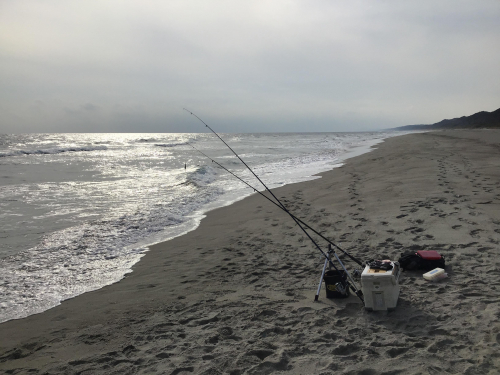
155;142;189;148
0;145;107;158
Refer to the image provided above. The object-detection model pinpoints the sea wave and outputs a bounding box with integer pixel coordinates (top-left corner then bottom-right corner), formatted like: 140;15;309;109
155;142;189;148
0;145;108;158
185;165;219;187
0;183;224;323
0;206;181;323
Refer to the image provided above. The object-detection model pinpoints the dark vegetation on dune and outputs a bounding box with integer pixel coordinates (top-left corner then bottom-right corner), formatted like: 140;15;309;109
394;107;500;131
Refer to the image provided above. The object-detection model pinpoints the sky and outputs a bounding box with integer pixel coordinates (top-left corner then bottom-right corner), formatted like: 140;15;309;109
1;0;499;133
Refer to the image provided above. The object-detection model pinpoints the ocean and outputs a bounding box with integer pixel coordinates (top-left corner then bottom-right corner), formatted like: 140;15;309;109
0;132;405;323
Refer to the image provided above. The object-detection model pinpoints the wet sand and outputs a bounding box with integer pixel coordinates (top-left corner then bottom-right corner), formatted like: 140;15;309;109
1;130;500;374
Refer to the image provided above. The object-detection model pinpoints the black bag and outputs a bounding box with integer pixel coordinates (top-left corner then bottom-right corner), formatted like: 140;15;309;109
398;251;445;271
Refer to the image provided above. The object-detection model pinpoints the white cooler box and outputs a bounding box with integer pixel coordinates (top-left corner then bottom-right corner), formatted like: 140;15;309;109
361;261;401;311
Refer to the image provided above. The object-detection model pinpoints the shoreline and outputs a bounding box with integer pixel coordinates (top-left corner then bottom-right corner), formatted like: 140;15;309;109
140;134;389;246
1;130;500;374
142;134;391;248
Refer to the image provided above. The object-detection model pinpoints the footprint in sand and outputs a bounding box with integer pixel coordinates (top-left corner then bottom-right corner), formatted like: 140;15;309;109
470;229;482;237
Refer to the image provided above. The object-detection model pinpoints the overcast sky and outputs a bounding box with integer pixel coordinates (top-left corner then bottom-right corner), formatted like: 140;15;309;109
1;0;499;133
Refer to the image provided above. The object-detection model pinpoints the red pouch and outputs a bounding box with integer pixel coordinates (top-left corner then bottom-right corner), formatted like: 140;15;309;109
416;250;442;260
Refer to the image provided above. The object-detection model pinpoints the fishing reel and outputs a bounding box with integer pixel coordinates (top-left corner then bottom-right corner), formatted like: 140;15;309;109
334;282;347;296
352;268;362;280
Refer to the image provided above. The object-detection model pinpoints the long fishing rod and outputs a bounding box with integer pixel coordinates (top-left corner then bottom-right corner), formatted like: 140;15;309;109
189;142;364;300
184;109;363;300
188;142;363;267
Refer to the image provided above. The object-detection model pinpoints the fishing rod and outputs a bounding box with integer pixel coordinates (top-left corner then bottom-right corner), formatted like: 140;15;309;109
189;142;363;300
188;142;363;267
184;109;364;301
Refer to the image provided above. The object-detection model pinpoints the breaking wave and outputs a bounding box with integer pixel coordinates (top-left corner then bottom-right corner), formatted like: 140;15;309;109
155;142;189;148
0;145;108;158
184;165;219;188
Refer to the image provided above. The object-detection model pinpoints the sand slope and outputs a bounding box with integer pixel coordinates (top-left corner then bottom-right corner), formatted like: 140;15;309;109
1;130;500;374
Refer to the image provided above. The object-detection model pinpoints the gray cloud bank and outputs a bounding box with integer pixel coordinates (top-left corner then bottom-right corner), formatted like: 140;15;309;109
1;0;499;133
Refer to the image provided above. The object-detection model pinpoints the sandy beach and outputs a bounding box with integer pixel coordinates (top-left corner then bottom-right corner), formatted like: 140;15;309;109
1;130;500;375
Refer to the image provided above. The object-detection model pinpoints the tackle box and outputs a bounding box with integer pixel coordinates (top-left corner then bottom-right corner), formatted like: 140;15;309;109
423;267;447;281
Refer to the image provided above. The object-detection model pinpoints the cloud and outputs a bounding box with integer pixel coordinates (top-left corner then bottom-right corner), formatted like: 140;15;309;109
0;0;499;133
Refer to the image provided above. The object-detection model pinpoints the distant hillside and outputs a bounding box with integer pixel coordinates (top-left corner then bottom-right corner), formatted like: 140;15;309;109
394;107;500;131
